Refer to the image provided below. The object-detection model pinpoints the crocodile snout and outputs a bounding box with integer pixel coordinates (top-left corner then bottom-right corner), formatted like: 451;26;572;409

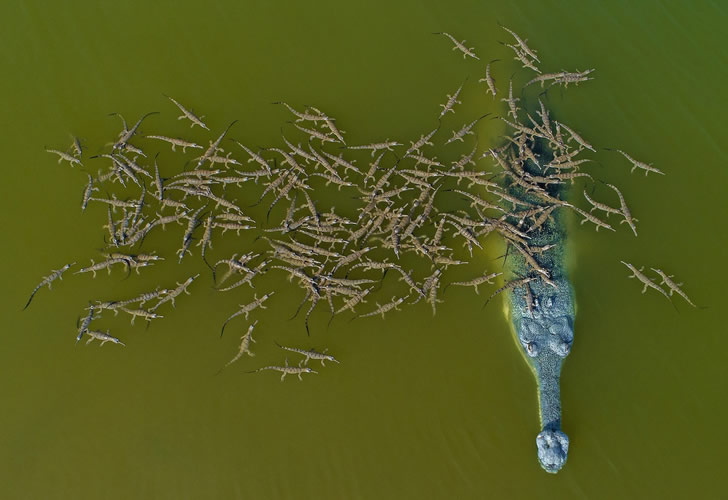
537;429;569;473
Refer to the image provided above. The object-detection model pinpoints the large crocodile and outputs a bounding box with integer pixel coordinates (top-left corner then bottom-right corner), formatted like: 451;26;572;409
501;149;575;474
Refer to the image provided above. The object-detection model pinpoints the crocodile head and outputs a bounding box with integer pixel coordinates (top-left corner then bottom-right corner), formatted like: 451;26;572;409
508;280;575;474
536;429;569;473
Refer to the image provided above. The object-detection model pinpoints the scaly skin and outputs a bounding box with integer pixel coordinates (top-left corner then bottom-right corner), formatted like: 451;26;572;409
503;147;574;474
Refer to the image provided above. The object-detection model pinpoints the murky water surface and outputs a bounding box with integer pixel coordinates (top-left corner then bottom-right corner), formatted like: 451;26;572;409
1;1;726;498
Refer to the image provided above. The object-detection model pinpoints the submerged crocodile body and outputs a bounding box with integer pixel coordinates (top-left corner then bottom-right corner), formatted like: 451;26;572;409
502;150;574;474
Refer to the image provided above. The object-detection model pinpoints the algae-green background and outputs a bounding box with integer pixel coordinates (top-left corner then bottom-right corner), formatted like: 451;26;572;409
1;1;726;498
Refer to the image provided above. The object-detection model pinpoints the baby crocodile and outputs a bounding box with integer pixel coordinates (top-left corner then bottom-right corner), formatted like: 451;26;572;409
23;262;75;310
248;358;317;381
274;341;339;366
83;329;125;347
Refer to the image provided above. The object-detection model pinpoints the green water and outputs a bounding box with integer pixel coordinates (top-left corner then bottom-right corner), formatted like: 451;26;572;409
2;1;727;498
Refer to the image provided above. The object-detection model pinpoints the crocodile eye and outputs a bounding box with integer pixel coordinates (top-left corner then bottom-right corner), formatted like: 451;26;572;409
525;340;539;357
